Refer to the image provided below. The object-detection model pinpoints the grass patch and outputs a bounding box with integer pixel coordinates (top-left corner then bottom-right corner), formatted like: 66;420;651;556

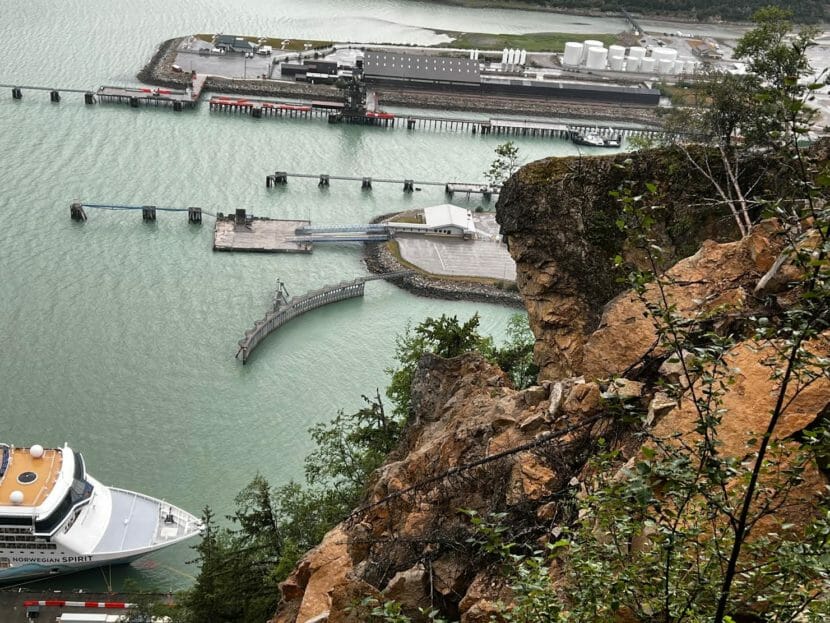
437;30;620;53
194;33;333;52
388;209;425;225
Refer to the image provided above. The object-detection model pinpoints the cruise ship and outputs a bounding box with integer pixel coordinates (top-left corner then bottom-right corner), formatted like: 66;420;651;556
0;443;201;582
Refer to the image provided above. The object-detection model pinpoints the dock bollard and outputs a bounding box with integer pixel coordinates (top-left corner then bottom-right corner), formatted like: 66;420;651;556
142;206;156;221
361;177;372;190
50;90;60;103
69;203;87;221
188;207;202;224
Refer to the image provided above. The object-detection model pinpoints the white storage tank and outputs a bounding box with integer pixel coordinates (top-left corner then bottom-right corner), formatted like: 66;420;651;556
609;55;624;71
640;57;656;73
608;45;626;59
654;47;678;62
686;60;698;74
563;42;583;66
519;49;527;65
626;57;641;72
501;48;508;64
673;60;685;74
582;39;604;62
657;58;674;74
586;46;608;70
628;46;646;60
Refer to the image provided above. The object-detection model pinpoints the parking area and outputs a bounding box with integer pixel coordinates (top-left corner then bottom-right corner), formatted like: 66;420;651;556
396;233;515;281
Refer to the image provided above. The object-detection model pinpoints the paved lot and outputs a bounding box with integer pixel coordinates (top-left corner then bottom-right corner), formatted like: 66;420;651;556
396;234;516;281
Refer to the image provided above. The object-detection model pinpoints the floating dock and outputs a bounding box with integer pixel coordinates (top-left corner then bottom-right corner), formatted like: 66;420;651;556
213;212;311;253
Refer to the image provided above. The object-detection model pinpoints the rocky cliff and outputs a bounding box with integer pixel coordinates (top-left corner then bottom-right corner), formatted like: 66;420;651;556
270;149;829;622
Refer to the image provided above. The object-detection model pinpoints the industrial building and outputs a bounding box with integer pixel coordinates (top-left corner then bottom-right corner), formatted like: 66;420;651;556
214;35;257;54
363;52;480;86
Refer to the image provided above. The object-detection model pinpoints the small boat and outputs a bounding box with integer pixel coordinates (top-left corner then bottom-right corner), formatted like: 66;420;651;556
571;130;607;147
0;443;201;582
571;129;623;148
602;134;623;148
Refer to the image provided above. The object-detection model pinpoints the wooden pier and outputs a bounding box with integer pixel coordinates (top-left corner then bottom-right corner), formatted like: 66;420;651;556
3;74;208;111
1;83;96;105
209;96;341;119
208;93;662;140
236;272;412;364
213;211;311;253
70;202;208;222
266;171;500;198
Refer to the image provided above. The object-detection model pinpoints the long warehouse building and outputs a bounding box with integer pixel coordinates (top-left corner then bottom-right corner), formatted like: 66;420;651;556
362;51;660;106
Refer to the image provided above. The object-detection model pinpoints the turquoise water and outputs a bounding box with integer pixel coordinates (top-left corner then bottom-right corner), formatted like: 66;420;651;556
0;0;627;591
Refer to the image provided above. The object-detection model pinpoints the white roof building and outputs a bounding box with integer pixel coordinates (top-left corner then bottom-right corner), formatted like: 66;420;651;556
423;204;477;236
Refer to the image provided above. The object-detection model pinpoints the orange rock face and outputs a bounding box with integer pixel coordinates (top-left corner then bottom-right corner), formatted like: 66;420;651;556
270;218;829;623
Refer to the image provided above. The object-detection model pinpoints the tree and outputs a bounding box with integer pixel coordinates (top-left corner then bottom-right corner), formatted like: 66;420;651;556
386;313;493;419
484;141;520;187
492;313;538;390
662;8;819;238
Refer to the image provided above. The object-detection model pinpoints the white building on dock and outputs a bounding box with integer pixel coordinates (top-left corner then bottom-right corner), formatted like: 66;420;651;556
388;204;478;239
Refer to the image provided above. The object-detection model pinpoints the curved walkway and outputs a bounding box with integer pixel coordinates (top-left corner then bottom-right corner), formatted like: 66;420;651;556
236;273;411;364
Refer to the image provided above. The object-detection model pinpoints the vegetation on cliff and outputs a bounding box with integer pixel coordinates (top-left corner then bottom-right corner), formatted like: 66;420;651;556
169;10;830;622
173;315;535;623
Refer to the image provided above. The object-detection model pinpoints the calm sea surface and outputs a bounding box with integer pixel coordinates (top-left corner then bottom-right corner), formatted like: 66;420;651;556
0;0;630;590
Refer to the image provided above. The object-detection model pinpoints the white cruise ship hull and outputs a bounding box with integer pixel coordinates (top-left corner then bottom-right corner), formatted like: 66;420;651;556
0;476;201;583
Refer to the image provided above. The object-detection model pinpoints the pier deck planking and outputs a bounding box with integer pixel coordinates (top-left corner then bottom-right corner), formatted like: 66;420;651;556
213;217;312;253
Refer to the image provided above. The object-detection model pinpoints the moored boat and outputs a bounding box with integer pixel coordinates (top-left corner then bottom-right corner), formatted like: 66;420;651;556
0;443;201;582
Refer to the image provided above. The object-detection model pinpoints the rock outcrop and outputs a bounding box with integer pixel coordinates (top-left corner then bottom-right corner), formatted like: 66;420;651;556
270;146;830;622
493;146;789;379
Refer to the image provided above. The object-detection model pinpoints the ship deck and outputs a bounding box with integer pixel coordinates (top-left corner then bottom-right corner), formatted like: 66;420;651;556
0;447;62;508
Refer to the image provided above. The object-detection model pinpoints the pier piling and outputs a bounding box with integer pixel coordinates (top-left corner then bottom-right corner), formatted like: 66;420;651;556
188;207;202;224
69;202;87;221
403;179;414;193
142;206;156;221
318;174;330;187
50;90;60;103
129;97;139;108
361;177;372;190
84;92;95;105
11;87;22;100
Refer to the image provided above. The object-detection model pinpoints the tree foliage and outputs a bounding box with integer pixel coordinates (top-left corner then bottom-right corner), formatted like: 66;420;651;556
484;141;521;187
179;313;533;621
661;8;820;238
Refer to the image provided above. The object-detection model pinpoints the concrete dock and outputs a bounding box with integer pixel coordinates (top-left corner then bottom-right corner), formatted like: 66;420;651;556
213;214;311;253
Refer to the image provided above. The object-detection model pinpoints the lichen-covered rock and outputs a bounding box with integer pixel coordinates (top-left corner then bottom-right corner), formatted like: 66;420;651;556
495;148;785;380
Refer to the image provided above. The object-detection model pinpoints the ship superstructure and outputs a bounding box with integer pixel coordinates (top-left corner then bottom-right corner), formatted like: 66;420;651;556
0;443;200;581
